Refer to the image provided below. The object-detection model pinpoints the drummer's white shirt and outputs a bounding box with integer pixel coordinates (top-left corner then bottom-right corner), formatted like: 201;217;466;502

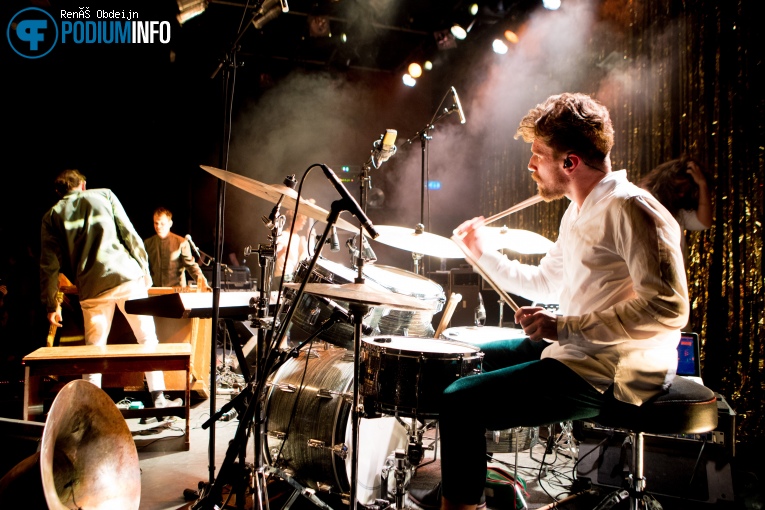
477;170;689;405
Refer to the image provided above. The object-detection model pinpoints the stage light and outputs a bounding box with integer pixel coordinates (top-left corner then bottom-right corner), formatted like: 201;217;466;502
492;39;508;54
423;61;433;71
341;33;347;43
504;30;519;44
543;0;562;10
450;24;467;40
408;63;423;78
403;74;417;87
469;3;479;16
177;0;207;25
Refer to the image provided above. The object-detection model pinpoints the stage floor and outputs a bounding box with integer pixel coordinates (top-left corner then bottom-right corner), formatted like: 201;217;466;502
135;394;759;510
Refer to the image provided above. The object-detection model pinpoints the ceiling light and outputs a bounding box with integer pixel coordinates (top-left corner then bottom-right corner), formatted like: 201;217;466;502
408;63;423;78
450;24;467;40
177;0;207;25
543;0;562;10
308;15;331;37
492;39;508;54
504;30;519;44
402;74;416;87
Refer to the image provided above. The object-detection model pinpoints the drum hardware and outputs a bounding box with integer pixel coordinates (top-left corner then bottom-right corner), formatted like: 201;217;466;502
347;234;378;267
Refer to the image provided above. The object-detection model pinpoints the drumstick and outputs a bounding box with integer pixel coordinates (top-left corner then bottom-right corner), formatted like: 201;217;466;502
434;293;462;339
453;194;545;236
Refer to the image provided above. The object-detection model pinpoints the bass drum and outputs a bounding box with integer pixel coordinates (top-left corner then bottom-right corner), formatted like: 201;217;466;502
361;265;446;338
285;258;386;350
264;346;408;505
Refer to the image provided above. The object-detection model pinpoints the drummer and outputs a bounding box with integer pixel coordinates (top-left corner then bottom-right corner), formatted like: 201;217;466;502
408;93;689;510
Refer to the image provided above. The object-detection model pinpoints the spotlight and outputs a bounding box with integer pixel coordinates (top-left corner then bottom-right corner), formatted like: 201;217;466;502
504;30;519;44
469;3;479;16
543;0;562;10
308;15;331;37
450;24;467;40
408;63;423;78
177;0;207;25
402;74;417;87
423;61;433;71
492;39;508;54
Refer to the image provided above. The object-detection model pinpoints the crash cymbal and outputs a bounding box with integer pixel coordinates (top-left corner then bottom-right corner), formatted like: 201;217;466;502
365;225;465;258
283;282;431;310
200;165;358;232
481;227;554;254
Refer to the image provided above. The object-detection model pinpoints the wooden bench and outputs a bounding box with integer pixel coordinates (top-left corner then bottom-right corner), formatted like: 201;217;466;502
22;343;192;450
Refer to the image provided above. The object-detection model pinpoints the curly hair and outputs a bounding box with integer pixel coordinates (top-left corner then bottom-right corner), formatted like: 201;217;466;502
639;156;704;217
515;93;614;164
54;169;86;197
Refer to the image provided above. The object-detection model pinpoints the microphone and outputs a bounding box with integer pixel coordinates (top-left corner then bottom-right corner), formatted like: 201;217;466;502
330;226;340;252
474;292;486;327
321;296;374;335
252;5;281;29
451;86;466;124
185;235;201;259
375;129;398;164
320;164;379;239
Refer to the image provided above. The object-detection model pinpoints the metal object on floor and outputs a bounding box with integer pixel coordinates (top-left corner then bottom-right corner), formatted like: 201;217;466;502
0;379;141;509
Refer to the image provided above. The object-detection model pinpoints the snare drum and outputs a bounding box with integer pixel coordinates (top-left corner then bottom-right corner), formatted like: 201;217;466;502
286;258;385;349
440;325;527;345
360;336;483;418
362;265;446;338
265;346;408;504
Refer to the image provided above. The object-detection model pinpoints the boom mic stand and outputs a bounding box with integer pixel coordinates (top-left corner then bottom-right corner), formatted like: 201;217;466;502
404;87;466;275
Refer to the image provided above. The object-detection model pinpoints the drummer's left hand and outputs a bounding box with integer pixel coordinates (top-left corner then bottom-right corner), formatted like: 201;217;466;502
515;306;558;341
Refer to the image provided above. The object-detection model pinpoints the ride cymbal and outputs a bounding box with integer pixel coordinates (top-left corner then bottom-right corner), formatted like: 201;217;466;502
200;165;358;232
365;225;464;258
480;227;554;254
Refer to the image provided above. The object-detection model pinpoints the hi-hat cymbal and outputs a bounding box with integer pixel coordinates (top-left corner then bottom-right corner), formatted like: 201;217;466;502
481;227;554;254
283;282;431;310
200;165;358;232
365;225;465;258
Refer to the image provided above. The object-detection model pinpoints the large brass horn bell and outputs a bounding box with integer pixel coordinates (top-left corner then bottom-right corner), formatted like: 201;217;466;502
0;380;141;509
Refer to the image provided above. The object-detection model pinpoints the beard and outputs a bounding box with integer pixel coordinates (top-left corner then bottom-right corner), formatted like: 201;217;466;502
532;170;567;201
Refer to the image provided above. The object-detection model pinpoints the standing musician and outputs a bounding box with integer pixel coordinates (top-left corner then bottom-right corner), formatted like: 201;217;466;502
408;93;689;510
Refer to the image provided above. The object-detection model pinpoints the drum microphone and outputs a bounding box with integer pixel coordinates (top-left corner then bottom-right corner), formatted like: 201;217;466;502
320;164;379;239
319;295;374;335
374;129;398;164
450;86;466;124
329;226;340;252
475;292;486;327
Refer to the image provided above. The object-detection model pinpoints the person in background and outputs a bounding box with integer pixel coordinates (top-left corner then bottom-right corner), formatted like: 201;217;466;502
39;170;181;408
408;93;689;510
274;206;311;285
144;207;210;291
639;156;712;260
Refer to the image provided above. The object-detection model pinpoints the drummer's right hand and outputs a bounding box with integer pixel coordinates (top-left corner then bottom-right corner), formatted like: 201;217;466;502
454;216;486;259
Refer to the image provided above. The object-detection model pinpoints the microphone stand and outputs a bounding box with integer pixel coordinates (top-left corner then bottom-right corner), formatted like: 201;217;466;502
194;2;284;507
404;104;463;276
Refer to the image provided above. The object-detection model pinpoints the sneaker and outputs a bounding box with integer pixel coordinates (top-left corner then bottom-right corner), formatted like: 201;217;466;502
154;393;183;408
408;483;486;510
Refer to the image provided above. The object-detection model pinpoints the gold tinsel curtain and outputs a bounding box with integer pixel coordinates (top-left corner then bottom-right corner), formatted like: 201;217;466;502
480;0;764;446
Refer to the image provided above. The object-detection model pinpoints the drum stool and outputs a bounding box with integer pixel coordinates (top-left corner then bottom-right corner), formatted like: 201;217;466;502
591;377;718;510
